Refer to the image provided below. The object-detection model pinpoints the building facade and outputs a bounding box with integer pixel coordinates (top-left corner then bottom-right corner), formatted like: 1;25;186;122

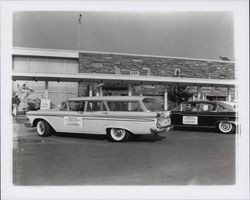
12;47;236;114
78;52;235;102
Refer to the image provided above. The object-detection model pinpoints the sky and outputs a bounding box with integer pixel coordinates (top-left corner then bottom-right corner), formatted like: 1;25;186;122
13;11;234;60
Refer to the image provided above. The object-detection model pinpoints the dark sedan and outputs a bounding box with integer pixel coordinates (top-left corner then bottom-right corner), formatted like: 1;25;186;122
170;101;237;134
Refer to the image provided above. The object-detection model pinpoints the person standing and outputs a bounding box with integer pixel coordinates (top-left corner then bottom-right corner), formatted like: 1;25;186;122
12;95;21;116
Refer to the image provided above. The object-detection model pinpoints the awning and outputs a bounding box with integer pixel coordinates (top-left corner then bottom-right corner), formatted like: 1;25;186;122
12;72;236;87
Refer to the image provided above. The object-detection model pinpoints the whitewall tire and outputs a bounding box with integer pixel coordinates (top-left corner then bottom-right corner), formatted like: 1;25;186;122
107;128;130;142
37;120;53;137
218;121;235;134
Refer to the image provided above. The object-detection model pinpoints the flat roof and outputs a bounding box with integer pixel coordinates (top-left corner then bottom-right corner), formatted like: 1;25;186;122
13;47;79;59
13;47;235;63
12;72;236;87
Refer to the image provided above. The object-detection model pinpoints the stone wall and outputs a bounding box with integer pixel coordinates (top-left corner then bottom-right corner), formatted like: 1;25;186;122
79;52;235;79
78;52;235;101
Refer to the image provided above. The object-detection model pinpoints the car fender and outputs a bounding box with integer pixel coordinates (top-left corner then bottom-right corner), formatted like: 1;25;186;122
215;120;237;126
32;117;56;131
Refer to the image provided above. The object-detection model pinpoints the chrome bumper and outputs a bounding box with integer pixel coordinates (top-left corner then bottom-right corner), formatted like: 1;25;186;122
150;125;173;134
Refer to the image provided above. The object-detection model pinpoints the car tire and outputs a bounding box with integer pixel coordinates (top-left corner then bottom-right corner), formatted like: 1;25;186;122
217;121;235;134
107;128;130;142
37;120;53;137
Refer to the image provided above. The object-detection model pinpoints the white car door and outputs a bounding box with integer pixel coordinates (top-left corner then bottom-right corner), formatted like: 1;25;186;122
83;100;108;134
52;101;85;133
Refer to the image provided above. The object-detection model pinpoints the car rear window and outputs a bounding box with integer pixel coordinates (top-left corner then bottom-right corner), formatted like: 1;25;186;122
217;103;235;112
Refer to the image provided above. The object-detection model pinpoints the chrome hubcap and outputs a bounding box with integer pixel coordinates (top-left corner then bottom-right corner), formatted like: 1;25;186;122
114;129;123;137
219;122;232;133
110;128;126;141
37;121;45;134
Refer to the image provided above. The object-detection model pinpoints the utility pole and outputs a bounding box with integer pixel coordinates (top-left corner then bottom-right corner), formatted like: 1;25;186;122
77;13;83;50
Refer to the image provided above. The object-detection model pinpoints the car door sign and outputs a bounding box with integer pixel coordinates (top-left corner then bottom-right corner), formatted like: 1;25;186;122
64;117;83;128
183;116;198;125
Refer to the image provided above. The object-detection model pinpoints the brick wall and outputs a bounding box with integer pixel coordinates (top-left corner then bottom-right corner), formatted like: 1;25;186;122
79;52;235;79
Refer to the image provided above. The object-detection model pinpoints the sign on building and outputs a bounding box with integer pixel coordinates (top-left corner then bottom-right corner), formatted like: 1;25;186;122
130;70;140;76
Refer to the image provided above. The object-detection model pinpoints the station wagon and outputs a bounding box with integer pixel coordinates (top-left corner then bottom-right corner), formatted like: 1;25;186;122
171;101;237;134
25;96;172;142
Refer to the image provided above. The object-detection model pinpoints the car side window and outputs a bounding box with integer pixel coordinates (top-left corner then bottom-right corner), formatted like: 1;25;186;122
182;103;198;112
107;101;143;112
60;101;67;111
69;101;85;111
198;103;214;112
87;101;106;112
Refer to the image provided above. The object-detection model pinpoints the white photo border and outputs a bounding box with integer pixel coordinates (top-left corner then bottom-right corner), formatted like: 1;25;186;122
1;1;249;199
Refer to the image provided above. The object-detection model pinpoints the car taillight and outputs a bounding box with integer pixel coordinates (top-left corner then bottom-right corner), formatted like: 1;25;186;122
156;111;171;118
157;117;171;128
156;113;161;117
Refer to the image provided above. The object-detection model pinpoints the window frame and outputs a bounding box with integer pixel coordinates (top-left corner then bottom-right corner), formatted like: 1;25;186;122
197;103;215;112
67;100;86;112
85;100;108;112
105;100;144;112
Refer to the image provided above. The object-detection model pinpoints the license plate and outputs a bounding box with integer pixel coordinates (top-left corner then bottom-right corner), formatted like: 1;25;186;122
183;116;198;125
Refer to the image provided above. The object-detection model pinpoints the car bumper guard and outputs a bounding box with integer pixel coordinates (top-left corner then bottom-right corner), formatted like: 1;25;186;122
150;125;173;134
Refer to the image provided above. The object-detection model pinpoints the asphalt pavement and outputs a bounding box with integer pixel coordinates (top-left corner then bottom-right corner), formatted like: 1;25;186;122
13;117;236;185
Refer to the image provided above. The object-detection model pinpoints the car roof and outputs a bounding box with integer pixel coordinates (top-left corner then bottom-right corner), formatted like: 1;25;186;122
182;101;216;104
68;96;149;101
183;100;224;104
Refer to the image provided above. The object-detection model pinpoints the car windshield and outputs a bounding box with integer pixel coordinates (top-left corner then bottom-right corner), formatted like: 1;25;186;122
143;98;163;111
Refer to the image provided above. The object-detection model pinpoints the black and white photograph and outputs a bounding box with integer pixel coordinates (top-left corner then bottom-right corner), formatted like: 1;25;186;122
1;1;249;200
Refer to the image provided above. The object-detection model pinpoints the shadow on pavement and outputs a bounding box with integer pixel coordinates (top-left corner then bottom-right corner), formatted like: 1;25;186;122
173;127;218;133
54;132;165;142
129;134;166;142
54;132;107;141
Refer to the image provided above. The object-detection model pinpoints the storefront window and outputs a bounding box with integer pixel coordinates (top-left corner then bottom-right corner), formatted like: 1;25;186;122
48;82;78;108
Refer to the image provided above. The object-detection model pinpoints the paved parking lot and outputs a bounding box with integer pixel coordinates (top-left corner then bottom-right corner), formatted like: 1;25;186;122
13;117;235;185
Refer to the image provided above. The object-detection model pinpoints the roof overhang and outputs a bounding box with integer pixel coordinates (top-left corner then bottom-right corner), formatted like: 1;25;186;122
12;72;236;88
13;47;79;59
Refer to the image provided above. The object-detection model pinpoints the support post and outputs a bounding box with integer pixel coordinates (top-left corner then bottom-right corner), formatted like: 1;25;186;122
128;84;132;96
197;86;201;100
96;89;100;96
164;84;168;110
89;83;93;97
227;87;231;102
45;81;49;99
192;95;196;101
100;86;103;96
128;84;132;111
